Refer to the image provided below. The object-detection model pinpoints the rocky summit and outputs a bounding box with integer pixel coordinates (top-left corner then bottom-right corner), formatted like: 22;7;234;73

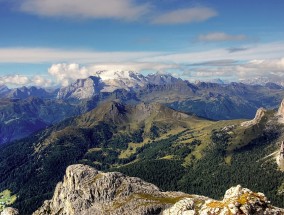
28;164;284;215
32;164;189;215
277;141;284;171
241;107;267;127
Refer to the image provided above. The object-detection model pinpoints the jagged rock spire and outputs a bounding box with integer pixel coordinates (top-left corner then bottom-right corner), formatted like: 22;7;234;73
278;99;284;117
241;107;266;127
277;141;284;171
281;141;284;155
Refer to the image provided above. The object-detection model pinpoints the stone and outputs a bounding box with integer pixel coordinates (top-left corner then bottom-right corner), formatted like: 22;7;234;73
0;208;19;215
241;107;266;127
33;164;188;215
277;141;284;171
32;165;284;215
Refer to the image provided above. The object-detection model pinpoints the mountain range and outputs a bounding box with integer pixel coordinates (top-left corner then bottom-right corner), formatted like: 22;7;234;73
1;72;284;145
1;71;284;214
0;99;284;214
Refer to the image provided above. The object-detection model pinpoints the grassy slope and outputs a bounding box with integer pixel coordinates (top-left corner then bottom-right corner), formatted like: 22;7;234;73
0;190;17;212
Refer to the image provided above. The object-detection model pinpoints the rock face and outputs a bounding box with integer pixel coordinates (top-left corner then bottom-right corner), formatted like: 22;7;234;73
241;107;266;127
57;76;104;100
163;185;284;215
33;165;284;215
33;164;189;215
0;208;19;215
278;99;284;116
277;141;284;171
277;99;284;123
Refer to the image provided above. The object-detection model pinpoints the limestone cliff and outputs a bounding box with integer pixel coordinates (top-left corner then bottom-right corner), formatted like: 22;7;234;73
32;164;284;215
277;141;284;171
277;99;284;123
33;164;190;215
278;99;284;116
241;107;266;127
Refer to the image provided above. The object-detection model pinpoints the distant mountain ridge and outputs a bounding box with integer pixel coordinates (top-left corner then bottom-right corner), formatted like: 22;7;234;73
1;72;284;144
57;72;185;100
0;85;57;99
52;72;284;120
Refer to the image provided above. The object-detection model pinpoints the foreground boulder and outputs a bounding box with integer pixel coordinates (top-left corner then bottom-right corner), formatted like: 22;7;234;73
163;185;284;215
0;208;19;215
31;164;284;215
33;164;190;215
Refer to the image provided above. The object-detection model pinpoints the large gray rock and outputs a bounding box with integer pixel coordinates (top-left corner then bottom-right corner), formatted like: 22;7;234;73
33;164;189;215
241;107;266;127
163;185;284;215
0;208;19;215
277;141;284;171
33;165;284;215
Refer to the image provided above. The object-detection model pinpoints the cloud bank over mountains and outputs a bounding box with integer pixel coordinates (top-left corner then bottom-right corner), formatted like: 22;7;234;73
1;57;284;87
0;1;283;87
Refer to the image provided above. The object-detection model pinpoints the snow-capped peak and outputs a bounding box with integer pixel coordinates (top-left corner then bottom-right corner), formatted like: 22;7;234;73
93;70;141;81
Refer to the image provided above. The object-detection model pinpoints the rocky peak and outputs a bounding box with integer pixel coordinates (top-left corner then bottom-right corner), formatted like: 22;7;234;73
57;76;104;100
277;99;284;122
277;99;284;116
241;107;266;127
146;73;182;85
33;164;187;215
32;165;284;215
277;141;284;171
0;85;10;95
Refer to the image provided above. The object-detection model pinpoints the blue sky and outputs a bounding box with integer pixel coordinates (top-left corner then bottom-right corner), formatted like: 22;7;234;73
0;0;284;87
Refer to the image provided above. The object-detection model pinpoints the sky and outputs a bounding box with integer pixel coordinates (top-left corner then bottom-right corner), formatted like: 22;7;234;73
0;0;284;87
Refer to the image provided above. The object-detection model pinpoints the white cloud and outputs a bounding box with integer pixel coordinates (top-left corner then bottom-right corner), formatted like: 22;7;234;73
197;32;247;42
0;75;30;86
186;58;284;83
0;74;53;87
20;0;150;21
0;47;161;63
2;58;284;87
18;1;218;24
48;62;181;86
151;7;217;24
31;75;53;87
140;41;284;63
0;42;284;64
1;41;284;87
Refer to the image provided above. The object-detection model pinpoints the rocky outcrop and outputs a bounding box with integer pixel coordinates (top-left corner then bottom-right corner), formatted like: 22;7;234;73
278;99;284;116
0;208;19;215
277;141;284;171
33;164;190;215
277;99;284;123
33;165;284;215
163;185;284;215
241;107;266;127
57;76;104;100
